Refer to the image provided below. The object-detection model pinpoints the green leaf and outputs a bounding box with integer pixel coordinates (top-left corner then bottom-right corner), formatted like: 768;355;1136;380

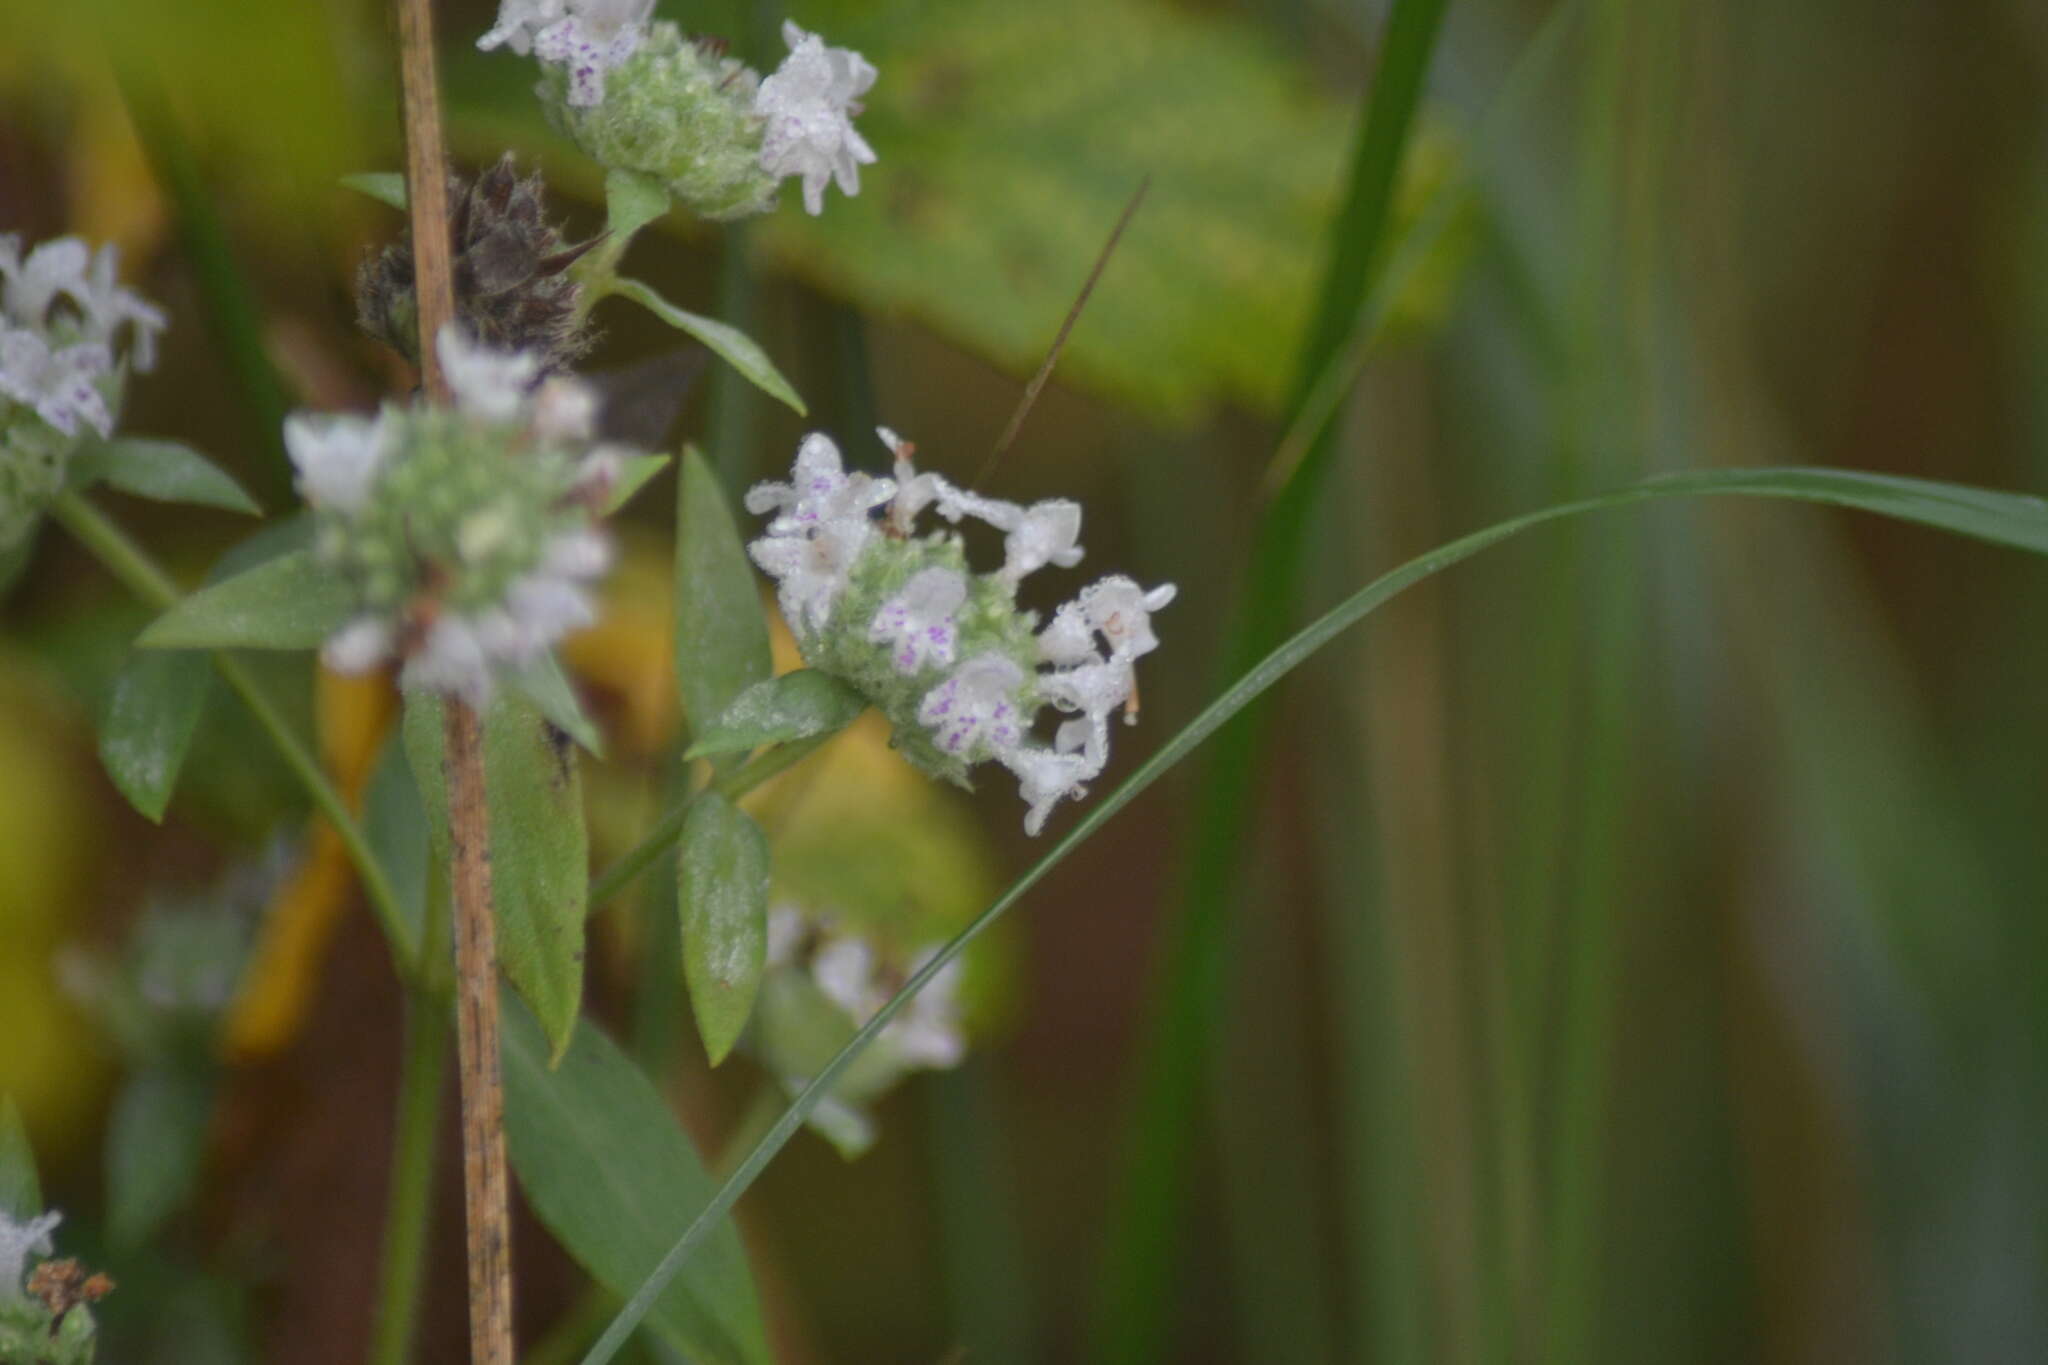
611;279;804;416
342;171;407;210
603;452;672;516
683;671;865;760
675;447;772;742
106;1066;213;1251
362;730;431;953
98;646;213;822
501;996;771;1365
404;691;589;1060
604;168;670;241
676;793;769;1066
510;652;605;759
137;548;355;650
68;438;261;515
756;0;1456;423
0;1096;39;1220
577;464;2048;1364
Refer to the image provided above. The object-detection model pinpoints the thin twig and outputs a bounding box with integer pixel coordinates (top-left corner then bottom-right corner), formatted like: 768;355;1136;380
395;1;515;1363
975;176;1150;487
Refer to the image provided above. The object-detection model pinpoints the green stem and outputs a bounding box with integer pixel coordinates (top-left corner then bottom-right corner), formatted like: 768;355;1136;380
370;977;452;1365
586;732;835;912
51;491;419;969
372;860;454;1365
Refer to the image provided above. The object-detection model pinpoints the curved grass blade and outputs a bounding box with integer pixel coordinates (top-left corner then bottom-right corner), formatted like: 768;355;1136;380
1096;0;1452;1353
578;465;2048;1365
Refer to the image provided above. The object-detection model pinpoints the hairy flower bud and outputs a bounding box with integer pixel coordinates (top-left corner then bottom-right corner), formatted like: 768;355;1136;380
539;23;778;220
355;155;597;370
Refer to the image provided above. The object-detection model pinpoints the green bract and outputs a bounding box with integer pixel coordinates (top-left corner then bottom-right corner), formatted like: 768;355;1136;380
314;408;589;619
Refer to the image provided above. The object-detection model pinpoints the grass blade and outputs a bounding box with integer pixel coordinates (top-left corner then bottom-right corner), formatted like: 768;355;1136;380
1092;1;1450;1354
578;464;2048;1365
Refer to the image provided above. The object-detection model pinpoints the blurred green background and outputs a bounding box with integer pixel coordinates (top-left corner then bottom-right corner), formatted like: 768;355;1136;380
3;0;2047;1361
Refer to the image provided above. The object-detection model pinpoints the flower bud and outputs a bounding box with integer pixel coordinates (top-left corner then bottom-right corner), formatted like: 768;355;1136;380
355;155;597;371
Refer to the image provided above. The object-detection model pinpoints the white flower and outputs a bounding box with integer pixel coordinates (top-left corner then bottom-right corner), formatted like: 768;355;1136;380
1000;744;1097;837
0;1208;60;1305
0;324;113;438
480;0;653;107
917;653;1028;759
1040;656;1135;767
745;432;893;533
765;904;807;967
755;22;878;215
0;236;165;368
749;515;870;636
440;325;543;423
477;0;564;56
812;934;881;1020
541;526;611;580
321;615;396;674
877;426;945;534
505;568;598;645
1080;575;1177;661
809;933;965;1069
73;242;167;369
747;433;898;633
401;615;494;706
1037;601;1098;666
0;235;88;324
532;375;599;443
998;499;1084;583
869;566;966;675
285;410;392;513
891;952;966;1068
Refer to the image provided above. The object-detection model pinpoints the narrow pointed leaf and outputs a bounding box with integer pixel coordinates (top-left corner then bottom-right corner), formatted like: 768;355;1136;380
675;447;772;741
677;792;770;1065
503;996;771;1365
603;452;672;516
99;646;213;821
510;652;605;758
0;1096;38;1219
405;691;589;1060
613;279;805;415
342;171;408;210
68;438;261;515
137;549;354;650
579;465;2048;1363
683;670;866;760
106;1067;213;1251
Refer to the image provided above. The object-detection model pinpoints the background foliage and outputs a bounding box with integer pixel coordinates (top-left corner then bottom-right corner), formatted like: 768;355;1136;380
2;0;2047;1362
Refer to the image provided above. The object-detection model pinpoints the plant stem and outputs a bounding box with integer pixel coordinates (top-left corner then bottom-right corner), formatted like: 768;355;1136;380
585;733;834;913
394;0;513;1360
444;699;516;1365
371;936;453;1365
49;491;417;964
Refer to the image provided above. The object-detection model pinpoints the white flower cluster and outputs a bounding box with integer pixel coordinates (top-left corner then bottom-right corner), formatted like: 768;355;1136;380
0;1208;59;1306
480;7;875;216
767;906;965;1069
748;430;1175;835
479;0;656;107
755;22;878;217
0;234;164;441
287;327;623;706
